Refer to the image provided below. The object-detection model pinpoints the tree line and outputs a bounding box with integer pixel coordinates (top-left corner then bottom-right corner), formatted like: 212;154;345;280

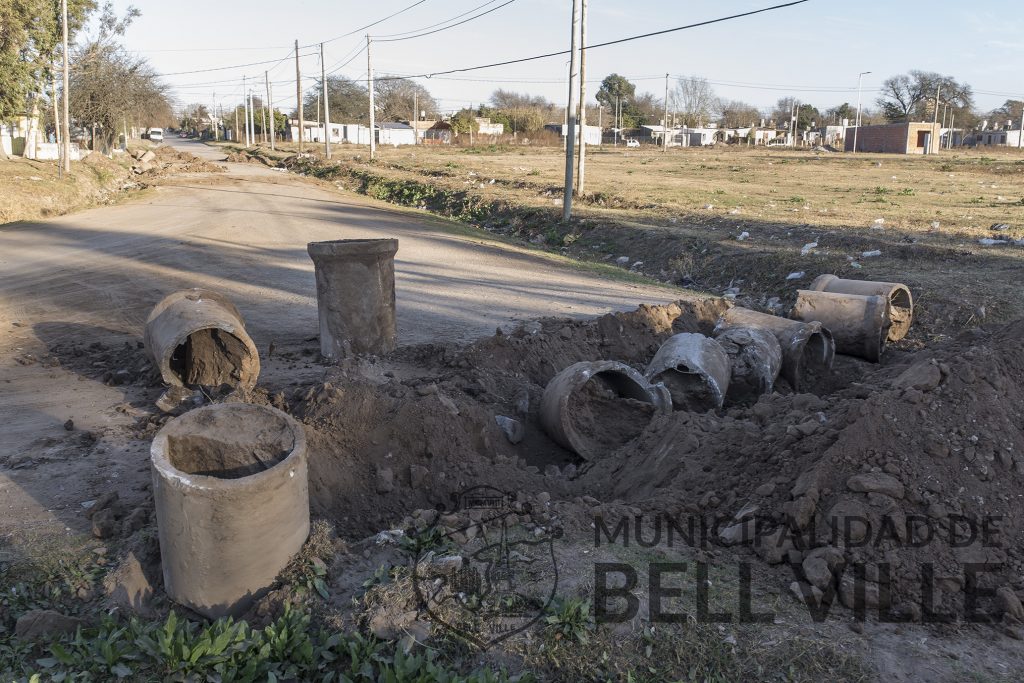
1;1;175;158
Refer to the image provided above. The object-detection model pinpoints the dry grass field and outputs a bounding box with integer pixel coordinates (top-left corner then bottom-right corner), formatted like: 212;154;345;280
257;140;1024;343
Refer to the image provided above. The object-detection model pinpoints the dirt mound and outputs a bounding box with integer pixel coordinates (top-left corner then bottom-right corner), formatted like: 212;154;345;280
285;301;1024;625
147;146;225;174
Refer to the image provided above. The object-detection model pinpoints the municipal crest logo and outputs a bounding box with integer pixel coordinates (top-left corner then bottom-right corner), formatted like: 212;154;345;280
409;485;561;648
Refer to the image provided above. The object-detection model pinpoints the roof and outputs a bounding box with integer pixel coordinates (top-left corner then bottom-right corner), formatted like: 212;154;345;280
380;122;413;130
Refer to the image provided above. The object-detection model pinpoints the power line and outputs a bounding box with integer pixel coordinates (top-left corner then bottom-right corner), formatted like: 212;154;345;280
374;0;518;42
374;0;504;38
302;0;430;47
375;0;811;81
160;50;315;77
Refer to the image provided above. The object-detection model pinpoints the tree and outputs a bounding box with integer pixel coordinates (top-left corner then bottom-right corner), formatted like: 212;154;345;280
770;98;819;128
180;103;210;133
373;76;435;122
595;73;636;109
673;76;717;126
303;76;369;123
876;71;973;123
991;99;1024;128
484;90;553;134
824;102;856;124
69;5;173;152
449;108;479;136
717;100;762;128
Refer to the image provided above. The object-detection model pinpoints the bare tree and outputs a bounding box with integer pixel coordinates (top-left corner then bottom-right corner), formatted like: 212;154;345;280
673;76;717;126
717;100;762;128
373;76;436;122
876;71;973;123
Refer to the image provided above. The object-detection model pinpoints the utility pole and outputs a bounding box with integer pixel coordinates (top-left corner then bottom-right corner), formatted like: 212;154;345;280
320;43;331;159
853;71;870;154
614;95;619;146
598;105;602;146
575;0;588;195
249;88;256;146
234;107;239;143
60;0;70;174
261;102;268;145
562;0;581;221
243;77;250;146
52;73;62;177
212;93;218;140
931;86;941;154
413;91;418;146
265;72;274;150
949;113;955;149
662;73;669;152
1018;100;1023;149
295;40;304;151
368;35;376;160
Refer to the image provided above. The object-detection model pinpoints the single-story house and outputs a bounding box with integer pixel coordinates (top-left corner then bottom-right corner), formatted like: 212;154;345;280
844;122;941;154
378;122;415;146
975;128;1023;147
475;117;504;136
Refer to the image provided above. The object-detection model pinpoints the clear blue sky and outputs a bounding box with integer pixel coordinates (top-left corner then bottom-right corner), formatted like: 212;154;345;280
116;0;1023;117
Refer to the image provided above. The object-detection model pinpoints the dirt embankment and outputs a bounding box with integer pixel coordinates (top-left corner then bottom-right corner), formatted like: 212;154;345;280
0;146;223;225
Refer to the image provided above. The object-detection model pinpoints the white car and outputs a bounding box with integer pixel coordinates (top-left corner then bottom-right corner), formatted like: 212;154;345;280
625;138;640;148
148;128;164;142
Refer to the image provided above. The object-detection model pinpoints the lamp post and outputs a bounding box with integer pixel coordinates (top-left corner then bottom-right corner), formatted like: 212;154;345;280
853;71;871;154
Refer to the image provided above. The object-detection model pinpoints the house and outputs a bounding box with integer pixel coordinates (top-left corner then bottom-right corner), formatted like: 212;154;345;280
975;128;1023;147
844;122;941;154
474;117;504;136
555;124;602;145
378;122;415;146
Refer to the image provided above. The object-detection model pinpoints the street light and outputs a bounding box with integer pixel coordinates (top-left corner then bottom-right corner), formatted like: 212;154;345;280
853;71;871;154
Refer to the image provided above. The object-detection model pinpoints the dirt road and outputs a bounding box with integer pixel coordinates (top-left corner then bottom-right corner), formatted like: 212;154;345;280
0;139;675;537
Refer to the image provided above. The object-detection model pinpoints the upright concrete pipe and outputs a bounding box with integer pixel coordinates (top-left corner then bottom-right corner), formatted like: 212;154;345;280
645;333;731;411
540;360;671;460
307;239;398;358
144;289;261;412
715;307;835;391
808;274;913;341
791;290;891;362
151;403;309;619
714;327;783;405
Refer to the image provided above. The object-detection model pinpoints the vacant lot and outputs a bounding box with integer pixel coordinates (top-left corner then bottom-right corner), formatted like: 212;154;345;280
250;141;1024;343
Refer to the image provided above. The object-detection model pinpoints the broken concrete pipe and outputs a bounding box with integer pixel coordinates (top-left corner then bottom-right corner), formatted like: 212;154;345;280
713;327;783;405
307;238;398;358
540;360;671;460
808;274;913;341
715;307;835;392
144;289;260;412
644;333;731;411
791;290;891;362
151;403;309;619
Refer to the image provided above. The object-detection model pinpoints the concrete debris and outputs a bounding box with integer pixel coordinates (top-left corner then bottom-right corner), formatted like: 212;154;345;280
645;333;731;411
800;242;818;256
495;415;525;444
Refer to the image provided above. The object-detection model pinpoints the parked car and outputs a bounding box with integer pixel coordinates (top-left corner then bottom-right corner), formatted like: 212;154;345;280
148;128;164;142
625;138;640;148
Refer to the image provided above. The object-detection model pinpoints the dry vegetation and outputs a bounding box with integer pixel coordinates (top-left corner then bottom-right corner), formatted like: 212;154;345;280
0;153;135;224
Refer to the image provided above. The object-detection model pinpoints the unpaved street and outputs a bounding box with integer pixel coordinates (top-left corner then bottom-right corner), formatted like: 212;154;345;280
0;140;674;535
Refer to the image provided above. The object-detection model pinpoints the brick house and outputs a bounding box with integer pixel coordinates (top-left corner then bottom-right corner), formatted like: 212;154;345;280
844;122;941;154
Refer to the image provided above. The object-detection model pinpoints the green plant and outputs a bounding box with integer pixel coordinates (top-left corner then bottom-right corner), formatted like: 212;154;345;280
544;597;592;644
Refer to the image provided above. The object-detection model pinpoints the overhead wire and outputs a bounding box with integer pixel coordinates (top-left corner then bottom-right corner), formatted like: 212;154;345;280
374;0;517;42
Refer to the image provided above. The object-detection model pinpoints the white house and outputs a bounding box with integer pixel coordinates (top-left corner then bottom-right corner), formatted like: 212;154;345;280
378;122;415;146
558;124;603;145
976;128;1023;147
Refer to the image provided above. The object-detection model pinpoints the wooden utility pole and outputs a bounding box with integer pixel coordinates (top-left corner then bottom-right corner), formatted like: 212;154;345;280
368;35;376;160
562;0;581;221
249;88;256;146
52;73;62;177
265;72;274;149
261;101;268;145
662;73;669;152
234;107;239;143
1019;103;1024;149
295;40;304;151
60;0;70;173
243;77;250;146
321;43;331;159
413;91;418;146
575;0;587;196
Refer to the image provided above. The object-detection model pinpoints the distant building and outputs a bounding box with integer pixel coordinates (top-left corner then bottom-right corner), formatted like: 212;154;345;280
475;117;504;136
844;122;941;154
975;128;1023;147
378;122;415;146
287;120;415;146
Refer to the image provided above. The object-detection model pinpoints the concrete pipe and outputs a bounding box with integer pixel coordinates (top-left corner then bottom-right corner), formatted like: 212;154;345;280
644;333;731;411
714;327;783;405
540;360;671;460
151;403;309;619
144;289;260;412
791;290;891;362
715;307;834;392
808;274;913;341
307;239;398;358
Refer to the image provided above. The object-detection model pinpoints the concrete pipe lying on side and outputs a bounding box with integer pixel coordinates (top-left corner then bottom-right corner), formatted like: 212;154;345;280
645;333;731;411
144;289;261;412
791;290;891;362
808;274;913;341
307;238;398;359
715;307;835;392
540;360;671;460
151;403;309;619
714;327;783;405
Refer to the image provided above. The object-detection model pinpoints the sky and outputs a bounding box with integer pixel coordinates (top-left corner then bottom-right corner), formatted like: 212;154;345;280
112;0;1024;119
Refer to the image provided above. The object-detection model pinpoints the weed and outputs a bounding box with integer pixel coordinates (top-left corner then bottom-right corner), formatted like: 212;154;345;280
543;597;592;644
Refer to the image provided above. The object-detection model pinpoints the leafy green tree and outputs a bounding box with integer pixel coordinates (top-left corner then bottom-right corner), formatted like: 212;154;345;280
449;108;478;135
303;76;370;123
824;102;856;124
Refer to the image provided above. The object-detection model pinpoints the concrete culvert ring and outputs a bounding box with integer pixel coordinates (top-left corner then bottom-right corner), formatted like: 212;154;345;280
809;274;913;342
144;289;260;410
645;333;731;411
714;327;782;405
540;361;671;460
151;403;309;619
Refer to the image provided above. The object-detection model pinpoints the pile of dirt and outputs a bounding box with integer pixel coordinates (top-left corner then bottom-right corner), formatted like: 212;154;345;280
225;150;274;165
146;146;225;174
284;300;1024;627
